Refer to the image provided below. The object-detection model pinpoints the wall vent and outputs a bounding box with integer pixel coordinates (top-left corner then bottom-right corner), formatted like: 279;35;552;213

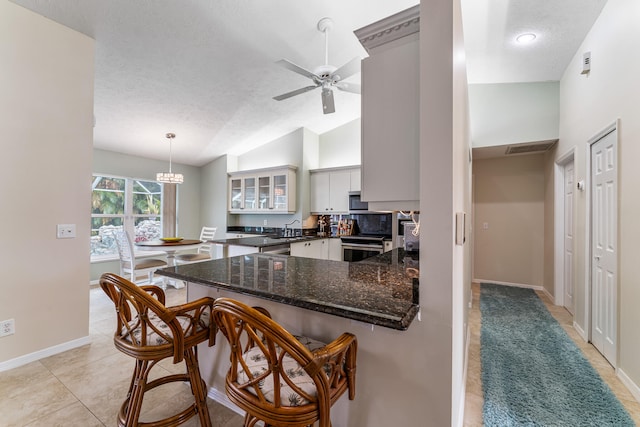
505;141;556;155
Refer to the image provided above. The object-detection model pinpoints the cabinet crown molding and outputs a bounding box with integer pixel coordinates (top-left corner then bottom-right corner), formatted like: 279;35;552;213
228;164;297;176
354;5;419;54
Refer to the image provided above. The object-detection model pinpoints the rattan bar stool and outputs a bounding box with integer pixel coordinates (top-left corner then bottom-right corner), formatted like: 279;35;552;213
212;298;357;427
100;273;215;427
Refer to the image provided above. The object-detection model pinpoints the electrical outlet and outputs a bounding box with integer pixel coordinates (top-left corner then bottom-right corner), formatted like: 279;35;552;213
0;319;15;337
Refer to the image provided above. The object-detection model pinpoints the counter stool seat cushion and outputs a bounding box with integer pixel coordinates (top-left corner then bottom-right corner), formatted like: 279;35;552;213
123;310;211;346
238;335;327;406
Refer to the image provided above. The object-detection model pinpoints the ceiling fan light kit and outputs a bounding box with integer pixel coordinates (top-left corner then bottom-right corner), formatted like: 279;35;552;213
273;17;361;114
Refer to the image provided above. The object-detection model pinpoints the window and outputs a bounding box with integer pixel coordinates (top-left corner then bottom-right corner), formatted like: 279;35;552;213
91;175;162;259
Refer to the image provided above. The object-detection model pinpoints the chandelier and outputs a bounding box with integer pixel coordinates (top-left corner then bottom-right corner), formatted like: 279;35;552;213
156;132;183;184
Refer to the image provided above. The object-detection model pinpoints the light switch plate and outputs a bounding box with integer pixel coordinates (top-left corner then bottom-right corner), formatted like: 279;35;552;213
456;212;466;245
57;224;76;239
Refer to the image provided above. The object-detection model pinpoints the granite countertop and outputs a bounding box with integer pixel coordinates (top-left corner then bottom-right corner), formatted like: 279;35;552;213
156;248;420;330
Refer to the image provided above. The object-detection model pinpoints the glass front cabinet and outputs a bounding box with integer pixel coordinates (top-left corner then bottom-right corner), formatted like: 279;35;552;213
228;165;297;214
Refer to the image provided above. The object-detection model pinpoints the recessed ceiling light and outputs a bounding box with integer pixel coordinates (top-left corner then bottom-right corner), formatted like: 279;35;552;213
516;33;537;44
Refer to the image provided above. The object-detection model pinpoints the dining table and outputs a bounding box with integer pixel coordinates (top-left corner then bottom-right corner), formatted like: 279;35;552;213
135;238;203;266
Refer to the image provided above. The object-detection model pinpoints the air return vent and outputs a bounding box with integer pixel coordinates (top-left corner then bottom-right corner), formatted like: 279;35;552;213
505;141;556;155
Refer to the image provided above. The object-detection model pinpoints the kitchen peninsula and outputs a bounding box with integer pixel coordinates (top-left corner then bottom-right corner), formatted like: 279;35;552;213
156;248;419;330
156;249;421;425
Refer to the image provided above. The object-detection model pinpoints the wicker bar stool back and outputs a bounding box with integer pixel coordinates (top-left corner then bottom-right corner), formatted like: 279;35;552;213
212;298;357;427
99;273;215;427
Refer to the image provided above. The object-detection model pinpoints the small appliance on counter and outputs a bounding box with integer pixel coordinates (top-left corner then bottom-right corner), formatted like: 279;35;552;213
404;222;420;252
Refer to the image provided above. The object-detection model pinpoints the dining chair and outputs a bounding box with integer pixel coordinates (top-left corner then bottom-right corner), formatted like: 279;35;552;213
212;297;358;427
114;229;167;285
175;226;217;264
99;273;215;427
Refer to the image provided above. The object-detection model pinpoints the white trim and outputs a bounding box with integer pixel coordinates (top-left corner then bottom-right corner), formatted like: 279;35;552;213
573;321;588;341
455;324;471;427
0;336;91;372
617;369;640;404
554;148;575;308
472;278;543;291
207;386;244;415
540;287;554;303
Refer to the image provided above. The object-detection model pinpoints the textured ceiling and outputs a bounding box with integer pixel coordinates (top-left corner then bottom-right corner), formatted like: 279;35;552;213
461;0;608;84
10;0;607;166
10;0;418;166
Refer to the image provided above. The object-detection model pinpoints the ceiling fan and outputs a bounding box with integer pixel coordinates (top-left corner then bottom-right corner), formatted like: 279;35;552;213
273;17;361;114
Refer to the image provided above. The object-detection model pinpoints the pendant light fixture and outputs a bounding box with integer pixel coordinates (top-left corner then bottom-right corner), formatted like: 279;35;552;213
156;132;183;184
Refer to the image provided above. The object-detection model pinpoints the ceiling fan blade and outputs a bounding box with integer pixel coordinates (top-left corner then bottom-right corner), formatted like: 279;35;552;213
321;88;335;114
275;59;319;80
335;82;361;94
273;85;319;101
331;57;361;81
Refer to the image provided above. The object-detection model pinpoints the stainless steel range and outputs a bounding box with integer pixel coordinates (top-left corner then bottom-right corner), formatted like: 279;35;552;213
340;235;385;262
340;213;392;262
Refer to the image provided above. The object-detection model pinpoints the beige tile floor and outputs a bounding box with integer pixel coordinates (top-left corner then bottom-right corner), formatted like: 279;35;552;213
0;285;244;427
3;282;639;426
464;282;640;426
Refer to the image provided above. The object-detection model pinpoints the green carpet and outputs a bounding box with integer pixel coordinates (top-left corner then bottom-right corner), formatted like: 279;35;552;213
480;283;634;426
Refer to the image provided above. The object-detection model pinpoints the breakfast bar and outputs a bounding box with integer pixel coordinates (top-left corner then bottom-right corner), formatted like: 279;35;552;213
155;249;422;426
156;248;419;330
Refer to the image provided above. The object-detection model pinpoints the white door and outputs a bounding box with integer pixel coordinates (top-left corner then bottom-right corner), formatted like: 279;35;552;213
564;161;575;314
590;129;618;366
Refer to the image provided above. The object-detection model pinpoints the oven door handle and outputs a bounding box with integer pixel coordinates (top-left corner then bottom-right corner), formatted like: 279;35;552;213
341;243;384;250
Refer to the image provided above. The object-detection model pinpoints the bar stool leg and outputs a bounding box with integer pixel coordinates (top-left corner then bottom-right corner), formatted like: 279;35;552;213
185;347;212;427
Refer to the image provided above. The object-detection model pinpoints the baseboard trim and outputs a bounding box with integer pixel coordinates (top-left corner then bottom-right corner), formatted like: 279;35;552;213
456;324;471;427
617;368;640;404
573;321;588;341
473;278;543;291
540;287;554;303
207;386;244;415
0;336;91;372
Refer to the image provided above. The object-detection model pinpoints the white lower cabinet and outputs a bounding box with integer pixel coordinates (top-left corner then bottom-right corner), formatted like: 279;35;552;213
227;245;259;257
290;239;329;259
328;238;343;261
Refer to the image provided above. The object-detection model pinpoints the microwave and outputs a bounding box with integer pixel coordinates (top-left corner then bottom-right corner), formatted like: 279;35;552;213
348;192;369;211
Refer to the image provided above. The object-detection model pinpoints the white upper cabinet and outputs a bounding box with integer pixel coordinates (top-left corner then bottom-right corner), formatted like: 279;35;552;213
355;6;420;211
228;166;296;214
310;166;360;214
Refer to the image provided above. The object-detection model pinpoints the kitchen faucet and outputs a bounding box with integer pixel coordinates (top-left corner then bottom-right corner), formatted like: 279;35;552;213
284;219;300;237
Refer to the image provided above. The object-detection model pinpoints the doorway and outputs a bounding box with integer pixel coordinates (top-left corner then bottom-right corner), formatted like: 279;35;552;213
554;150;575;314
588;122;618;367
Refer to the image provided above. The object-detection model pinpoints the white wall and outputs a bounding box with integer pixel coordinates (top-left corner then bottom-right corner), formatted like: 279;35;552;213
469;82;559;147
473;155;545;287
318;118;361;168
200;155;230;237
557;0;640;392
420;0;471;424
90;149;202;281
1;1;94;366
